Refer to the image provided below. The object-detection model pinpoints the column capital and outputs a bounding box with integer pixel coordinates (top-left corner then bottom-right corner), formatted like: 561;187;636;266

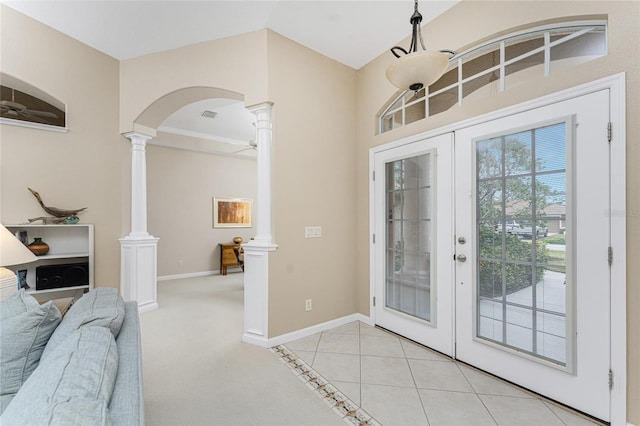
247;102;273;130
122;131;154;144
246;101;274;114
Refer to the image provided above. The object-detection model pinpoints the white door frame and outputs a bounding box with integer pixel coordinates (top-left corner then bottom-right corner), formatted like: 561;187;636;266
372;133;455;356
369;73;626;424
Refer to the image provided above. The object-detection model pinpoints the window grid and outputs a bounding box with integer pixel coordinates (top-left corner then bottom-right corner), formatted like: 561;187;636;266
379;22;606;134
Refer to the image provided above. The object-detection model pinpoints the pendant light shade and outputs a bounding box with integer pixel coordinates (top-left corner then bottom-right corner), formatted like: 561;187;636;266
386;0;454;92
386;50;449;92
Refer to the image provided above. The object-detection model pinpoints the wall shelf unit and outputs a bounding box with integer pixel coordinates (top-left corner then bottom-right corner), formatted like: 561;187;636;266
5;224;94;302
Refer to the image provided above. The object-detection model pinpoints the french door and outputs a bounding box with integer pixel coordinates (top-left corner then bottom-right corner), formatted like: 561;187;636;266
373;89;611;421
454;90;610;420
373;133;454;356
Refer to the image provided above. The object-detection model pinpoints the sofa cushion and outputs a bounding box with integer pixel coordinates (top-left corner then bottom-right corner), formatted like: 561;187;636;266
31;398;112;426
0;300;61;397
0;326;118;425
0;394;15;415
0;288;40;320
109;301;144;426
41;287;125;361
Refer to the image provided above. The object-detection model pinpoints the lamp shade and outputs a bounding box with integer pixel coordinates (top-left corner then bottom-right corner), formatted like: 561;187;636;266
386;50;449;91
1;224;37;266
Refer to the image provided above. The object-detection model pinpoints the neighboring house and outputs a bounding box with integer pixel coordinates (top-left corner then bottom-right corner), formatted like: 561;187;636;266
540;204;566;235
504;201;566;235
0;2;637;424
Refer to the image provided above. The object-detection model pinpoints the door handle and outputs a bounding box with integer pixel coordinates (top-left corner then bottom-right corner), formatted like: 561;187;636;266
456;254;467;263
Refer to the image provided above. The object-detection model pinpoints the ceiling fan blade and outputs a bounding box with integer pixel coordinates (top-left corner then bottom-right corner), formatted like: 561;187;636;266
20;112;55;125
24;109;58;119
233;147;253;154
1;109;20;117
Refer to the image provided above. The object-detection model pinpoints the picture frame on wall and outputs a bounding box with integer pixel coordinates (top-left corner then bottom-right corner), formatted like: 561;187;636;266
213;197;253;228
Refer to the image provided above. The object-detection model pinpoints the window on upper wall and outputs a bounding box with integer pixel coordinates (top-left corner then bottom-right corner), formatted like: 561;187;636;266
379;21;607;134
1;73;67;131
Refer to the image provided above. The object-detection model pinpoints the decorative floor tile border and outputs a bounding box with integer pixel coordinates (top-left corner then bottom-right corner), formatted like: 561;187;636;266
271;345;381;426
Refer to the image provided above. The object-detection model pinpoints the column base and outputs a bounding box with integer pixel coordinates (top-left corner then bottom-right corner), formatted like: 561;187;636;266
120;234;159;312
241;242;277;345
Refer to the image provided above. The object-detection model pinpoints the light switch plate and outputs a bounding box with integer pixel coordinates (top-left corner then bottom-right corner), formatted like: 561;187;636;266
305;226;322;238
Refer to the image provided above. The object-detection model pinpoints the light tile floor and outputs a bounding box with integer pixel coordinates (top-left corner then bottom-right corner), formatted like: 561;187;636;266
276;321;603;426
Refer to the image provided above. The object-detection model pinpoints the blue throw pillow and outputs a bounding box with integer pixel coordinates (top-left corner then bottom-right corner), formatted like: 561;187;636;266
0;326;118;425
0;301;61;398
0;289;40;321
41;287;125;361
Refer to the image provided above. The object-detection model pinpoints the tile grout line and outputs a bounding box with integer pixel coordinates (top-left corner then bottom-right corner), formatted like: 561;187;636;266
452;360;499;424
271;344;381;426
358;322;363;414
401;339;432;425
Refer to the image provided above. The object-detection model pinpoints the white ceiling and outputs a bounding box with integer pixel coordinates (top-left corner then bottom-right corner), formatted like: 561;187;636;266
2;0;459;156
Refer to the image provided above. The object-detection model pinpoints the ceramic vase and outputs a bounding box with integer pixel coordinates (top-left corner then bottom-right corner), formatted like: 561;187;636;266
27;237;49;256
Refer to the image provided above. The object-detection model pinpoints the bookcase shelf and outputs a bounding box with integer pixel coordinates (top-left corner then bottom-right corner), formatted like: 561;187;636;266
5;224;94;302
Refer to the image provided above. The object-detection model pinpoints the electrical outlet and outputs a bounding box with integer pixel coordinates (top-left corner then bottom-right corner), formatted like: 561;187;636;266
305;299;312;311
177;260;184;268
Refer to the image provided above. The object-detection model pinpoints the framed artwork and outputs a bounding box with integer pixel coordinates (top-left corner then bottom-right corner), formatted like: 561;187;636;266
16;231;28;246
17;269;29;290
213;197;253;228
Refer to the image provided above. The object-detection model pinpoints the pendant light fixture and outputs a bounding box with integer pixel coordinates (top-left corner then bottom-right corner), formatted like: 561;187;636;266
386;0;455;92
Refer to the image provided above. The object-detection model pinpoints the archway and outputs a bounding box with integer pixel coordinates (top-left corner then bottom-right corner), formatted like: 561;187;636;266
120;86;276;344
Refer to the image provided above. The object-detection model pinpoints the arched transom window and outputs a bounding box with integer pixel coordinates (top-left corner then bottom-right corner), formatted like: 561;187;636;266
379;21;607;134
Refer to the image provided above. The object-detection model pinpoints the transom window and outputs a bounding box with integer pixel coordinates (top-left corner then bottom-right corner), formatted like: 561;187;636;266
379;22;607;133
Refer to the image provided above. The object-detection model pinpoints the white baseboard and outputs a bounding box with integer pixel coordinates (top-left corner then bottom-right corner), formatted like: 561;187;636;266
138;301;158;313
157;270;217;281
262;313;373;348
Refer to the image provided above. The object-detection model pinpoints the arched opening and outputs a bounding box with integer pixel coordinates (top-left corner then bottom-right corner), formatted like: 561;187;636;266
121;86;275;343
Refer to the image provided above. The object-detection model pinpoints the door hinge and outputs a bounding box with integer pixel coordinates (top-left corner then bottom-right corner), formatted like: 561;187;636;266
373;234;376;244
372;171;375;181
608;246;613;266
607;122;612;143
609;369;613;389
373;296;376;307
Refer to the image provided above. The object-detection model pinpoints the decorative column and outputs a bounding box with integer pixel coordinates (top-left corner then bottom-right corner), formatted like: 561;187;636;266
120;132;159;313
242;102;278;346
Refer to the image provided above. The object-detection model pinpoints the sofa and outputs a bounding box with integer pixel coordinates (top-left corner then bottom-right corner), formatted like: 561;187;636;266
0;287;144;425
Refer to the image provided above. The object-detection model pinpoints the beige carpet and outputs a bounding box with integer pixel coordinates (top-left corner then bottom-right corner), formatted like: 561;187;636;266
140;274;343;426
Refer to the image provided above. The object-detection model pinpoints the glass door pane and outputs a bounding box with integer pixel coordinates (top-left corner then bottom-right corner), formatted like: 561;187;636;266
475;122;568;365
385;153;433;322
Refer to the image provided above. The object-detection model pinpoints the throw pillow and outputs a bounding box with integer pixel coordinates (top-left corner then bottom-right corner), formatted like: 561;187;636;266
0;289;40;321
41;287;125;361
0;301;61;397
0;326;118;425
50;297;75;317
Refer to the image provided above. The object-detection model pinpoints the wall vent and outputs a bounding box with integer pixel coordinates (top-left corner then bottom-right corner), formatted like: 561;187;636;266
201;110;217;119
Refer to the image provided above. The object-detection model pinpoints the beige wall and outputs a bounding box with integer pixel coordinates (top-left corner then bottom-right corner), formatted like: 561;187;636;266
4;2;638;420
119;30;269;134
355;1;639;422
119;29;359;337
0;5;122;289
266;31;358;336
147;142;256;277
118;30;269;241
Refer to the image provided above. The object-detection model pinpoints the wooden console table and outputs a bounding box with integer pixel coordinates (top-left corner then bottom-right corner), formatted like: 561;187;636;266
219;242;244;275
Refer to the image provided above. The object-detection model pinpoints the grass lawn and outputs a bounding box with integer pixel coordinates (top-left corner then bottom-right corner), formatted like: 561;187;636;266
546;249;566;273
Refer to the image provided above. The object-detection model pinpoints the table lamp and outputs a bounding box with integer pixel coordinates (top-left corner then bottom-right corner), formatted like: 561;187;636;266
1;224;37;301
